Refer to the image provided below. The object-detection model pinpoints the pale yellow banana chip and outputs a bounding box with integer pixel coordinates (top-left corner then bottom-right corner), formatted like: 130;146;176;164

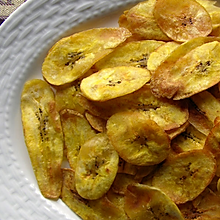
21;79;63;200
75;133;119;200
147;41;180;72
118;0;171;41
95;40;164;70
61;168;128;220
152;149;216;204
55;84;85;114
107;111;170;166
80;66;151;101
60;109;96;170
42;27;131;85
124;184;185;220
154;0;212;42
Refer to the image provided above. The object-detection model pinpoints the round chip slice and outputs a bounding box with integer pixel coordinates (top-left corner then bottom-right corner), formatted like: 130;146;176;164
75;133;119;200
152;149;216;204
153;0;212;42
80;66;151;101
106;111;170;166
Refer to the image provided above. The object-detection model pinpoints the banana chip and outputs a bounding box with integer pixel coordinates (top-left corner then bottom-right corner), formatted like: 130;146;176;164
95;40;164;70
42;27;131;85
75;133;119;200
152;149;216;204
55;83;85;114
61;168;128;220
151;39;220;100
171;124;206;153
179;188;220;220
191;90;220;124
118;0;171;41
147;41;180;72
154;0;212;42
60;109;96;170
107;111;170;166
80;66;151;101
21;79;63;200
124;184;185;220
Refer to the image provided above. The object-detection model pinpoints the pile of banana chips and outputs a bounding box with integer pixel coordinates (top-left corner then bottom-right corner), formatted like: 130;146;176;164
21;0;220;219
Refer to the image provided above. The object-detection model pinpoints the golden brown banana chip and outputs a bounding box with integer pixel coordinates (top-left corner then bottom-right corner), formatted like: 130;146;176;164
197;0;220;35
95;40;165;70
152;149;216;204
151;39;220;100
166;121;190;140
188;99;213;136
20;79;63;200
60;109;96;170
107;111;170;166
147;41;180;72
171;124;206;153
191;90;220;124
179;188;220;220
118;0;171;41
80;66;151;101
124;183;185;220
153;0;212;42
75;133;119;200
84;111;106;133
42;27;132;85
112;173;138;195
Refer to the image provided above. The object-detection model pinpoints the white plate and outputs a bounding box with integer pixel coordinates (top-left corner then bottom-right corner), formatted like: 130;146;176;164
0;0;142;219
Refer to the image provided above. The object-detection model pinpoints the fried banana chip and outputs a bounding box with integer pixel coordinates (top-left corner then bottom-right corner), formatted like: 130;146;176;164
80;66;151;101
152;149;216;204
107;111;170;166
61;168;128;220
20;79;63;200
61;168;99;220
179;188;220;220
85;111;106;133
60;109;96;170
118;0;171;41
154;0;212;42
171;124;206;153
188;99;213;136
124;183;185;220
197;0;220;36
191;90;220;124
75;133;119;200
95;40;164;70
147;41;180;72
151;39;220;100
42;27;132;85
55;83;85;114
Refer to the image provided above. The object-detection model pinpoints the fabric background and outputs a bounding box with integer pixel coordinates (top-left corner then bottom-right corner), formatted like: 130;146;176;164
0;0;26;25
